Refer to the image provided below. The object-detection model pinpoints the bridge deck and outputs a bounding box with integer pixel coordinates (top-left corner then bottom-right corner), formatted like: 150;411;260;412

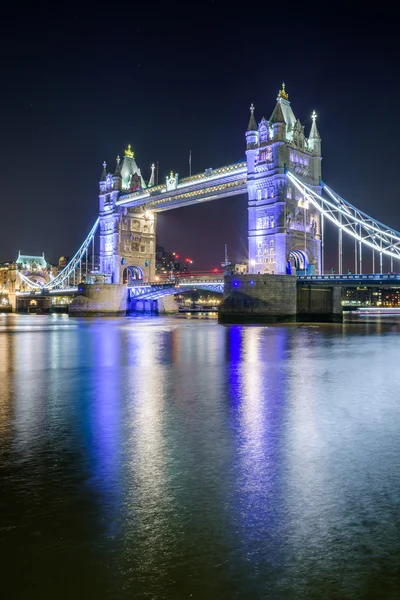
298;274;400;286
116;162;247;211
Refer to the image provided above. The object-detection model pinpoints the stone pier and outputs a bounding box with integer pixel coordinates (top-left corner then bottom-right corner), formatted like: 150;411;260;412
219;275;343;323
219;274;297;323
296;285;343;322
69;284;128;317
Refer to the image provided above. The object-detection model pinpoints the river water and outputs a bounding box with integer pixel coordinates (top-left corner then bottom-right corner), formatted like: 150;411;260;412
1;314;400;599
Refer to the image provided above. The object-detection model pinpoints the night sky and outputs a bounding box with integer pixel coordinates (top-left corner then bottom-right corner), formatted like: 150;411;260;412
1;3;399;271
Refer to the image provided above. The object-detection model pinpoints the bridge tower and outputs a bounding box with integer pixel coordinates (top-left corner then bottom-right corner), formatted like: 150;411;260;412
246;84;322;275
99;146;156;283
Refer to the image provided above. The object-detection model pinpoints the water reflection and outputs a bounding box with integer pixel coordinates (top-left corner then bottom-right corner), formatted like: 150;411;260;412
0;328;13;448
1;316;400;598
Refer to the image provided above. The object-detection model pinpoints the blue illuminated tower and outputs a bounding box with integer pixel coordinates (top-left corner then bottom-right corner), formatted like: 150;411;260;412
99;147;156;283
246;84;322;275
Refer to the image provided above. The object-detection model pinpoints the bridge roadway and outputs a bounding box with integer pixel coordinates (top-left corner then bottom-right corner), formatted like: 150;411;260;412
297;273;400;287
16;273;400;300
128;277;225;300
116;162;247;211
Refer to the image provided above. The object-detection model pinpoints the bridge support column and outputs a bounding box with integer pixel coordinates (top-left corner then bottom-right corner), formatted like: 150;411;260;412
157;295;179;314
69;284;128;316
219;274;297;323
8;292;17;312
296;285;343;322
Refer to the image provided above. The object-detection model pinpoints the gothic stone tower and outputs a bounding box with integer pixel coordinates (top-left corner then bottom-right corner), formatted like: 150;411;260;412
246;84;322;275
99;146;156;283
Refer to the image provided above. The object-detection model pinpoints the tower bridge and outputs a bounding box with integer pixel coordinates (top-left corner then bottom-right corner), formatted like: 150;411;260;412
97;83;322;285
6;83;400;320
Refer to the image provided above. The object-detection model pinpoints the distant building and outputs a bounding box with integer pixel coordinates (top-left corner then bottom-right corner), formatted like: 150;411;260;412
156;245;184;276
16;252;49;272
233;263;247;274
58;256;70;268
1;252;55;310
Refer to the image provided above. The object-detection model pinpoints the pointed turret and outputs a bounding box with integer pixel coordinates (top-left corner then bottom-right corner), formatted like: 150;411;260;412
247;103;258;131
309;110;321;141
148;163;155;187
114;155;121;177
308;111;321;155
112;155;122;191
245;103;258;149
99;161;108;192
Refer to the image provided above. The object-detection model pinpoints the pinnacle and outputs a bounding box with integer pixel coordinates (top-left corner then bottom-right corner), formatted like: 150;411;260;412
100;161;107;181
114;155;121;177
247;103;258;131
309;112;321;139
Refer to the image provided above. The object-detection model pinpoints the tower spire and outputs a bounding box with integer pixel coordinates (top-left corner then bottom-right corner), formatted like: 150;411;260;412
247;103;258;131
309;110;321;140
114;155;121;176
101;161;107;181
148;163;155;187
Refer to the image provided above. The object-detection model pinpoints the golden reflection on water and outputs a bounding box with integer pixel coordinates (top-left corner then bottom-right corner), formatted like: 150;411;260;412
124;325;171;583
0;330;13;439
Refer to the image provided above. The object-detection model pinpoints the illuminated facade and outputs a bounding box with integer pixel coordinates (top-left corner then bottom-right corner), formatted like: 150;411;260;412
246;84;322;275
99;150;156;283
98;85;321;283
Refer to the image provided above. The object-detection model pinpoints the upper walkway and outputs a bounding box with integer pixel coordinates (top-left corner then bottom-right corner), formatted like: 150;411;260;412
116;162;247;211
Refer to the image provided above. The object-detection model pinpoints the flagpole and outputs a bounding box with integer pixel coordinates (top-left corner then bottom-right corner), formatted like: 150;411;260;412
189;150;192;177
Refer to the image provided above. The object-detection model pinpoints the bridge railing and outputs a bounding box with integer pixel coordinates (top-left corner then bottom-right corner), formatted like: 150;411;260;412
298;273;400;282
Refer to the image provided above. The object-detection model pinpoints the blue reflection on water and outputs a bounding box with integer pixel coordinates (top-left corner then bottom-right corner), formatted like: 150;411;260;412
2;316;400;598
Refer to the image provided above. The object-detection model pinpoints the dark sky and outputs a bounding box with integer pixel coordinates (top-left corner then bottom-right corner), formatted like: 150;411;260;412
1;2;399;271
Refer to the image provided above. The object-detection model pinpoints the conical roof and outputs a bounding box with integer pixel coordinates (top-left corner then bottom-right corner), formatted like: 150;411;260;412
270;101;285;124
246;103;258;131
309;111;321;139
121;145;146;191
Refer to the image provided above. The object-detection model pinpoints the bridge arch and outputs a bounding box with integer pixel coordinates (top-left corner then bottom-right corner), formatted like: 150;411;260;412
122;265;144;284
288;245;317;275
289;249;308;271
29;275;47;287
